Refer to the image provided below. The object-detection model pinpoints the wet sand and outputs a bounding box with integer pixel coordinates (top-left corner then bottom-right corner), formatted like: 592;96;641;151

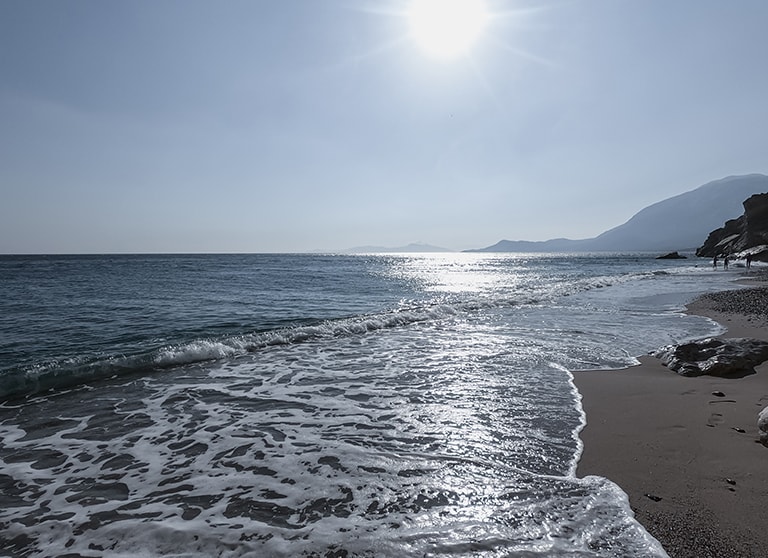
575;286;768;558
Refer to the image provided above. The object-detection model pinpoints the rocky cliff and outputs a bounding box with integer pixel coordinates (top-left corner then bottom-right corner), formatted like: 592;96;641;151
696;192;768;258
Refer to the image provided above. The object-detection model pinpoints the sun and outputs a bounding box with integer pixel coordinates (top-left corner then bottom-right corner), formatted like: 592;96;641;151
407;0;490;60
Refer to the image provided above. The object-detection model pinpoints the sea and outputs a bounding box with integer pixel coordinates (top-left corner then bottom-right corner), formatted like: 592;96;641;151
0;252;742;558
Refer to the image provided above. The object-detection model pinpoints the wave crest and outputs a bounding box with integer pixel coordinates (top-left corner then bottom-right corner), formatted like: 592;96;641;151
0;265;679;402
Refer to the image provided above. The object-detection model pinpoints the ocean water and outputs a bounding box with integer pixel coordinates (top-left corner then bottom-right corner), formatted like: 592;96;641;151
0;253;738;558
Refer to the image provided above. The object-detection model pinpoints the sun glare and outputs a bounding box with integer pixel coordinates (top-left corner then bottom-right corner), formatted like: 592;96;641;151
407;0;490;59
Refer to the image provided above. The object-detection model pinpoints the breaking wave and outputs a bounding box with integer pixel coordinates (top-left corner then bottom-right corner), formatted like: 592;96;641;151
0;265;700;402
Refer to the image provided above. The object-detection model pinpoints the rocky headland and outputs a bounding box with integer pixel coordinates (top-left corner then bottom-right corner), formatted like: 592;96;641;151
696;192;768;260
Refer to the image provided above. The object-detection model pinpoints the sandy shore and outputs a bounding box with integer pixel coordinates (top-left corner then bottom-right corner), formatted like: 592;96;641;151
575;285;768;558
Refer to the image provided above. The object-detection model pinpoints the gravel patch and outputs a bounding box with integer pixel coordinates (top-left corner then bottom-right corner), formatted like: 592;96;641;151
697;286;768;318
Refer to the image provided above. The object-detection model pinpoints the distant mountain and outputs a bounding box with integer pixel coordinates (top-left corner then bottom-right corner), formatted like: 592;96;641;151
469;174;768;253
471;238;592;253
343;242;453;254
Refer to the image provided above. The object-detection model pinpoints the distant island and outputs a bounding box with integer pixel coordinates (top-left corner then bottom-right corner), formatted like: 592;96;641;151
341;242;453;254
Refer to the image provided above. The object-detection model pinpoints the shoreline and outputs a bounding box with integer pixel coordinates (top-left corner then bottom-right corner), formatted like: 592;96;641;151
575;285;768;558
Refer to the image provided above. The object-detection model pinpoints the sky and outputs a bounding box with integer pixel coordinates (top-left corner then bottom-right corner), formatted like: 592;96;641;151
1;0;767;254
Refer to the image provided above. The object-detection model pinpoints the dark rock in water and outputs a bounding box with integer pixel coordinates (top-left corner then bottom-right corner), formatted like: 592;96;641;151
712;391;726;397
644;493;663;502
656;251;687;259
653;337;768;377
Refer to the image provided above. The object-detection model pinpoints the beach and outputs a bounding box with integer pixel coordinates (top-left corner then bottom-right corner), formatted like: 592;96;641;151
576;284;768;558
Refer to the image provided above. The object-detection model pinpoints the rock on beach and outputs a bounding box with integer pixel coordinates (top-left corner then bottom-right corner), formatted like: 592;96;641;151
653;337;768;377
759;407;768;446
653;285;768;377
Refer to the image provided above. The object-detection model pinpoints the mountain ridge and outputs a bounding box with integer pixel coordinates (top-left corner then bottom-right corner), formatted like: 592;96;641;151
468;174;768;253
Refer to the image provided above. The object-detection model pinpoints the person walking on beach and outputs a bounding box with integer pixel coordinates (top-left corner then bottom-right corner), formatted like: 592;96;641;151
746;253;753;269
724;254;729;269
713;255;718;268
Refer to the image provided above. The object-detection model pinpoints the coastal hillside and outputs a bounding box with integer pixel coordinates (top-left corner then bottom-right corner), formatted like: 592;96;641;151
470;174;768;252
696;192;768;258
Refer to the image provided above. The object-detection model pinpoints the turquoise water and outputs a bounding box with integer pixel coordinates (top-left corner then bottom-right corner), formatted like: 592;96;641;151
0;253;736;557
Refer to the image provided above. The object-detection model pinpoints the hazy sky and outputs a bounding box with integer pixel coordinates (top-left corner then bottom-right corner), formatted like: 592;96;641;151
2;0;767;253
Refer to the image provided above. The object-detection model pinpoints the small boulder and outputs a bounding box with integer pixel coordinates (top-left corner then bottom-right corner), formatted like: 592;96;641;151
758;407;768;447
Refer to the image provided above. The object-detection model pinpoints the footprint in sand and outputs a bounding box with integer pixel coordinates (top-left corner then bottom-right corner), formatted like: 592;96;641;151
707;412;724;427
706;399;739;428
